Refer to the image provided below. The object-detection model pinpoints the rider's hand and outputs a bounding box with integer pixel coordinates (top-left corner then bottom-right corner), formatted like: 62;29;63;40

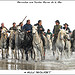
27;30;30;33
27;31;28;33
70;33;72;35
28;30;31;32
40;28;42;30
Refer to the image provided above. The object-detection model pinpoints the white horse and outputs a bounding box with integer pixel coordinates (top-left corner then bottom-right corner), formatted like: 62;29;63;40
9;30;15;59
32;26;45;62
46;34;52;54
55;29;66;60
1;28;9;59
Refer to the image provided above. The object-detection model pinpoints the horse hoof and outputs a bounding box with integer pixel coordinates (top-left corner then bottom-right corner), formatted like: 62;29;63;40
56;57;59;60
35;61;37;62
2;57;5;59
6;56;8;58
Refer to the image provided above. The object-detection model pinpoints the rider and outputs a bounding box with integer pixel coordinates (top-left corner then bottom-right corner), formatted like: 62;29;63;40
22;19;33;42
35;20;45;47
22;20;32;33
46;29;52;40
53;20;62;45
16;22;23;31
19;22;23;30
22;20;33;61
9;22;17;32
63;23;71;34
0;23;8;39
63;23;72;48
0;23;9;49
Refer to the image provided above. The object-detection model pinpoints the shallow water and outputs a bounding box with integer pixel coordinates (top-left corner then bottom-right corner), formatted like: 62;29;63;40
0;49;75;70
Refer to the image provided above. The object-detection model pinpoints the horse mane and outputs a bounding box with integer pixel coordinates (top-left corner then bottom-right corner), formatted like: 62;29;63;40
57;29;66;40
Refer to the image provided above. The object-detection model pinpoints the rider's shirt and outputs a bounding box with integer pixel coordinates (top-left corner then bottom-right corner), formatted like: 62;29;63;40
63;27;71;34
22;23;32;33
53;25;62;35
9;26;17;31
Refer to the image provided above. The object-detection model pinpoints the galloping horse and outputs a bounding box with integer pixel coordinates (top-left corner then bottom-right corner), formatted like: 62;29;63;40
9;30;15;59
55;29;66;60
15;25;33;61
1;28;9;59
32;26;45;62
46;34;52;54
15;30;25;60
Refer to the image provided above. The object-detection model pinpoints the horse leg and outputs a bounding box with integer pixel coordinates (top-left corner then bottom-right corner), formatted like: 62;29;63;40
21;49;23;59
68;46;71;58
6;49;8;58
7;48;9;56
2;49;4;59
20;49;24;59
11;49;13;59
50;42;52;55
41;47;45;61
33;47;37;62
56;47;60;60
18;49;20;60
32;49;35;60
15;49;17;59
31;50;33;59
25;50;28;61
22;49;25;59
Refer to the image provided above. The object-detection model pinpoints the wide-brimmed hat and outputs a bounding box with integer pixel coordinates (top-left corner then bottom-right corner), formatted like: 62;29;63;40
63;23;69;26
13;22;16;24
55;20;60;24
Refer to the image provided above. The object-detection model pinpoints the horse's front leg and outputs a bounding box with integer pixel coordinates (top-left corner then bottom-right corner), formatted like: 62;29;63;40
6;49;8;58
33;47;37;62
56;47;61;60
15;46;18;59
32;49;35;60
25;49;29;61
21;49;24;59
2;49;4;59
50;41;52;55
17;49;20;60
40;46;45;61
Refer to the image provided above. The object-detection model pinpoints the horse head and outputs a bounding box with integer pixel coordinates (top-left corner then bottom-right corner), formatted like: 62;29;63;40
32;26;38;35
58;29;66;40
1;28;7;34
47;34;51;40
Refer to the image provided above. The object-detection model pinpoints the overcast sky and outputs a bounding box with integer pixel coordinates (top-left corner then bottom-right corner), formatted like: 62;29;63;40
0;1;75;32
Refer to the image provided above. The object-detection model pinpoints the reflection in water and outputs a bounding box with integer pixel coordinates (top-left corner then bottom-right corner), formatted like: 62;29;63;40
0;59;68;70
0;49;75;70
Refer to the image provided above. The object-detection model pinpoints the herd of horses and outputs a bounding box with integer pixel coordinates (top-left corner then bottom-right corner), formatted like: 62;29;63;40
0;25;75;62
